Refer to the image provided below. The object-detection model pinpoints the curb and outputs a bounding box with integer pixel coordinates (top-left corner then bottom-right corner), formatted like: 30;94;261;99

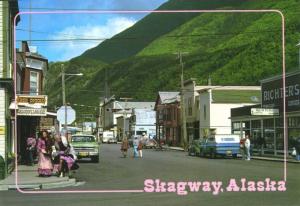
0;178;78;191
251;156;300;164
164;146;300;163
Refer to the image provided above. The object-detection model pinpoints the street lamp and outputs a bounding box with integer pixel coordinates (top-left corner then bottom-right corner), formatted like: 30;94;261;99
61;64;83;136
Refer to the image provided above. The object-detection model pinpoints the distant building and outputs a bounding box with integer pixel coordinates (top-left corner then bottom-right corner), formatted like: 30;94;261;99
116;116;130;141
182;79;214;142
129;108;156;139
100;99;155;139
197;86;261;138
154;92;181;146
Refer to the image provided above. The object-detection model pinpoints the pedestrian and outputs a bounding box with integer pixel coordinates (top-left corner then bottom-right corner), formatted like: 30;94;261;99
239;136;246;159
37;130;53;177
54;134;77;177
26;135;36;166
121;136;129;158
295;137;300;161
137;139;143;158
244;134;251;161
133;136;139;158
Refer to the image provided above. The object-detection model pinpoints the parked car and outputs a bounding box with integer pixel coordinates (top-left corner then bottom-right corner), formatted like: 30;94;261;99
108;137;117;144
198;134;240;158
71;135;100;162
188;139;202;156
102;131;114;143
143;139;157;149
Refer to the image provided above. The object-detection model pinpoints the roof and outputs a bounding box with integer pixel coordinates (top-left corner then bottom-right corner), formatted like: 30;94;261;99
197;86;261;92
211;90;261;103
260;70;300;84
115;101;155;110
158;92;180;104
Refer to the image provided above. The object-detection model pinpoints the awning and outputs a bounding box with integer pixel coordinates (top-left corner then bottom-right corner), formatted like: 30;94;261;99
46;112;57;116
9;101;18;110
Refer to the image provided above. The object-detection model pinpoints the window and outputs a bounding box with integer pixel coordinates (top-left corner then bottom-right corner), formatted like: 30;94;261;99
188;97;192;116
196;99;200;109
30;71;39;95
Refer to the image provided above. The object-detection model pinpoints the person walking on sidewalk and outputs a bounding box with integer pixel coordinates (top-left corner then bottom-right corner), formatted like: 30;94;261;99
244;134;251;161
137;139;143;158
239;136;246;159
37;130;53;177
295;137;300;161
121;136;129;158
26;135;36;166
133;136;139;158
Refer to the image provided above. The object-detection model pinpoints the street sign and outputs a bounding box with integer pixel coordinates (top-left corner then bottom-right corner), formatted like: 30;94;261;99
17;108;47;116
251;108;279;116
57;106;76;124
16;95;48;107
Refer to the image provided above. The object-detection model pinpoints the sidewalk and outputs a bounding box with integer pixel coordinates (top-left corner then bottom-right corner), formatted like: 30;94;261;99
162;145;300;164
0;165;77;191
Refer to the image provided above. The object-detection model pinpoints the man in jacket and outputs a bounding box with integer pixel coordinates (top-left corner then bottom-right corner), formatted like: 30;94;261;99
244;134;251;161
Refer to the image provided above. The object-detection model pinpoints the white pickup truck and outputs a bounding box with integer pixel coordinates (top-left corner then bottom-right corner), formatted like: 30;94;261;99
101;131;115;143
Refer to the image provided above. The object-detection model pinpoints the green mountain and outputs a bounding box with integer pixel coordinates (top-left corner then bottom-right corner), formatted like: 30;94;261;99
45;0;300;122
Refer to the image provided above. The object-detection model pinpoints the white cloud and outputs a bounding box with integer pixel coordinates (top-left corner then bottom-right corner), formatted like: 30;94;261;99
48;17;137;61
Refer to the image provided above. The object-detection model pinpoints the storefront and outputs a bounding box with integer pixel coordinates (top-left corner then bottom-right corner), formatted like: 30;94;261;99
231;70;300;156
15;95;49;163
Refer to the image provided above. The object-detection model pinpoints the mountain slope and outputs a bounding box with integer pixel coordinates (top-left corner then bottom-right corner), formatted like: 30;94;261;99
45;0;300;122
80;0;248;63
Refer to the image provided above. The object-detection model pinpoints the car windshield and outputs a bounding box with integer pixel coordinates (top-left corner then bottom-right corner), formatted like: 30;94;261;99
72;136;95;142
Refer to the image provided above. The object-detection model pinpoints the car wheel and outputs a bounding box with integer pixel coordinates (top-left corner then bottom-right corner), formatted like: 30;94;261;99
91;156;99;163
210;150;216;159
199;149;204;157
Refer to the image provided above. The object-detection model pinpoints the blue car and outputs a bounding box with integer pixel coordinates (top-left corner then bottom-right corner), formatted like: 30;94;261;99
199;134;240;158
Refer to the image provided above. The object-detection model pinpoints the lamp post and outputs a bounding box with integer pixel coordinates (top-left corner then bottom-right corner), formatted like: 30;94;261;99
61;64;83;136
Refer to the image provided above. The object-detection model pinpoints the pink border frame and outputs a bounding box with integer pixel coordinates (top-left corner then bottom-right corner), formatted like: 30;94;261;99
13;9;286;194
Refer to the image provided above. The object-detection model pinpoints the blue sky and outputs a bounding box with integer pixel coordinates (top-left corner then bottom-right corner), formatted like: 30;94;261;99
16;0;168;62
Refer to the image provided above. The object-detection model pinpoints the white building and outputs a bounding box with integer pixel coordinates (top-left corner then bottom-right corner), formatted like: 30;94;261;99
198;86;261;138
0;0;20;179
182;79;213;142
130;108;156;138
101;100;155;139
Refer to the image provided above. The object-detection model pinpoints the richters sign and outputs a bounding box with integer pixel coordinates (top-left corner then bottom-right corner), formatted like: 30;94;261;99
261;71;300;112
16;95;48;107
17;108;47;116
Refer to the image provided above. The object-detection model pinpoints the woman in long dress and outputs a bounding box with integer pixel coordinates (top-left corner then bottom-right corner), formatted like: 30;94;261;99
37;130;53;177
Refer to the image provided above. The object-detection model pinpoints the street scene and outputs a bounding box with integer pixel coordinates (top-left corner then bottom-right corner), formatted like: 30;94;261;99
0;0;300;205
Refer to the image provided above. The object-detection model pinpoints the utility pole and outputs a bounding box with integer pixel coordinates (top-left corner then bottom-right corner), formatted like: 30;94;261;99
61;64;68;136
177;52;188;151
61;64;83;136
104;67;110;100
29;0;32;46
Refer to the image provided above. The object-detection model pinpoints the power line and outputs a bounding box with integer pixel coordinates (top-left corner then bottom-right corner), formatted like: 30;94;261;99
16;27;292;43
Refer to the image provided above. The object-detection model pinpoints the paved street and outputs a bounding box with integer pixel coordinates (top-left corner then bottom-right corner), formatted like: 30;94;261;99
0;144;299;206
